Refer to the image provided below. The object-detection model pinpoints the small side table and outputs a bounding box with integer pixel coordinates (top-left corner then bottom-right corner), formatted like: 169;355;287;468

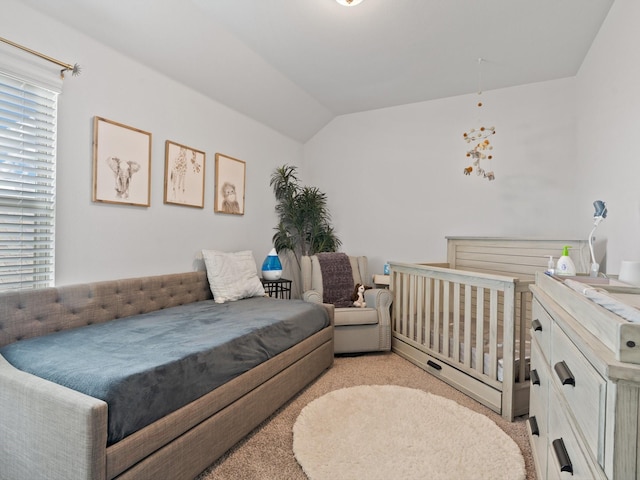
260;278;292;299
372;274;390;288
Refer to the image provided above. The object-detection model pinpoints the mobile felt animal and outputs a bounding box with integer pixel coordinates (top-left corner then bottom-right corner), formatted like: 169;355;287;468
352;283;366;308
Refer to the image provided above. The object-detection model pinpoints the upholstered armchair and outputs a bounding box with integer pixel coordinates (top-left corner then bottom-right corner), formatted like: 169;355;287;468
301;254;392;354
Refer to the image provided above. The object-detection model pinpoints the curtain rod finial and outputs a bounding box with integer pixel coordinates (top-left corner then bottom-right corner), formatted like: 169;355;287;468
60;63;81;79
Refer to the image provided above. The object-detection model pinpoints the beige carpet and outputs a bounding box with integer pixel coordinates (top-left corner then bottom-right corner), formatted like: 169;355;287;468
293;385;526;480
197;352;536;480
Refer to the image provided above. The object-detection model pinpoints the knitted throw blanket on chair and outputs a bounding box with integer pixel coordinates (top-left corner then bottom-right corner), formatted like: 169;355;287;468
316;252;354;308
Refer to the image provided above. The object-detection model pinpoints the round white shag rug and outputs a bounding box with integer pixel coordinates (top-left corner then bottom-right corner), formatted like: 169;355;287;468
293;385;526;480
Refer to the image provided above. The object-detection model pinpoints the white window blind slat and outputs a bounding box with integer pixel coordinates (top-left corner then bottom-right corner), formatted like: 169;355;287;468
0;70;57;290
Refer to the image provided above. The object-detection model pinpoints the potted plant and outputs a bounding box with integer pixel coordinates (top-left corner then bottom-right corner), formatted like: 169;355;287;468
270;164;341;271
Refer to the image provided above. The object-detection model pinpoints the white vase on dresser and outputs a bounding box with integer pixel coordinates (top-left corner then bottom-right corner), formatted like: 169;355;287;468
528;272;640;479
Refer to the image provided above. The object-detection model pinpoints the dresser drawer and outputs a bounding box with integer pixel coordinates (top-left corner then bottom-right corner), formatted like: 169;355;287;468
532;299;552;363
551;322;606;460
547;386;606;480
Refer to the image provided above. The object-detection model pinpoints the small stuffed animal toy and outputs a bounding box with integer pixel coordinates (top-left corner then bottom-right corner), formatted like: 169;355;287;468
352;283;366;308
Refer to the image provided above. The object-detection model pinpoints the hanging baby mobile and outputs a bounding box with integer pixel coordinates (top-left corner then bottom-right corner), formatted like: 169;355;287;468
463;58;496;181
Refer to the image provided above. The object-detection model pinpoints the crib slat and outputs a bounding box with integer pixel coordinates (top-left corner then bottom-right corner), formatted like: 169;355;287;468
391;271;399;332
424;277;430;344
488;288;498;379
501;282;516;420
401;272;409;336
453;282;461;363
476;287;485;376
464;284;472;368
433;279;440;352
415;277;426;344
394;271;400;333
443;280;450;357
409;274;416;340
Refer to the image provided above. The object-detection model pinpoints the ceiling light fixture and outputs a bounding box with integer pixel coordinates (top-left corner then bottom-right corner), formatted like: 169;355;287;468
336;0;364;6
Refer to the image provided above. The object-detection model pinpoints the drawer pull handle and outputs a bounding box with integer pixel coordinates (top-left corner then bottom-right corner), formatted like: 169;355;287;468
554;361;575;386
532;319;543;332
427;360;442;371
530;369;540;386
552;438;573;474
528;416;539;436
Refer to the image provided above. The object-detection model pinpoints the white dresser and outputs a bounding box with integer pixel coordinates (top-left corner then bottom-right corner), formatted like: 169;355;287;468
529;273;640;480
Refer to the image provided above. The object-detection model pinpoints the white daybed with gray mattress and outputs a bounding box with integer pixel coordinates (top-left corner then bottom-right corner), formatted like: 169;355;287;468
0;271;334;480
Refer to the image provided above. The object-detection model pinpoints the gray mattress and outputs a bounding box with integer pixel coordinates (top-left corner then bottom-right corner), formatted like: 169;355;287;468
0;297;329;445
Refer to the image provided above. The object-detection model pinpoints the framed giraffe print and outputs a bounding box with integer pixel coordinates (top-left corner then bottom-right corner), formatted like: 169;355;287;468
214;153;245;215
163;140;206;208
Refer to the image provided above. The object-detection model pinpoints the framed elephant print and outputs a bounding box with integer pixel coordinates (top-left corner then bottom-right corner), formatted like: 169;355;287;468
214;153;245;215
163;140;206;208
92;116;152;206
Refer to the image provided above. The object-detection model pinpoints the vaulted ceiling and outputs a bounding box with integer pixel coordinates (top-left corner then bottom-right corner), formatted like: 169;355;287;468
21;0;614;142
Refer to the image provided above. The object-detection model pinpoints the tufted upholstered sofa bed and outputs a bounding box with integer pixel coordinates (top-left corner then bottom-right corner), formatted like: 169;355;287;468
0;270;334;480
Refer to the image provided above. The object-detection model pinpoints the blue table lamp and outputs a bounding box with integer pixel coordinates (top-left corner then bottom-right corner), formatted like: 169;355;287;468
262;248;283;280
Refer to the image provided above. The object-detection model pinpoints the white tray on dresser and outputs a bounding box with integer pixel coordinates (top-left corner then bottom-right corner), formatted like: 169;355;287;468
529;272;640;480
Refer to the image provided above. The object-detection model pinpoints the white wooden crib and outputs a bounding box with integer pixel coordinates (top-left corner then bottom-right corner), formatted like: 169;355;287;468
390;237;589;421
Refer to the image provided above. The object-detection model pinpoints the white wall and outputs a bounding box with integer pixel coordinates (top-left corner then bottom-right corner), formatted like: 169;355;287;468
3;1;301;285
303;0;640;278
6;0;638;285
304;78;581;274
575;0;640;275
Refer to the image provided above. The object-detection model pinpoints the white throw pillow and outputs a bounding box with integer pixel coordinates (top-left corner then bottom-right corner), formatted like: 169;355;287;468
202;250;266;303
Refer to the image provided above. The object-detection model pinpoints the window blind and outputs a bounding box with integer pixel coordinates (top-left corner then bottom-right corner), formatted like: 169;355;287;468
0;72;58;290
